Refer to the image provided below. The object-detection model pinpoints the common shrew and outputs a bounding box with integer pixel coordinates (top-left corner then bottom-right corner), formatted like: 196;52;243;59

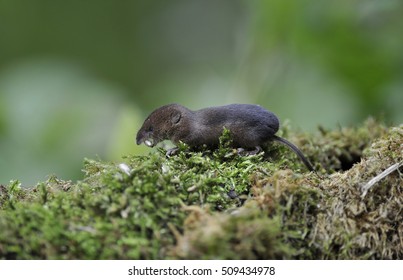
136;103;314;171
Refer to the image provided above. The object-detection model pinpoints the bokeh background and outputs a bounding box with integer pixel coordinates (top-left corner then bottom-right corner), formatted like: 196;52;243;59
1;0;402;186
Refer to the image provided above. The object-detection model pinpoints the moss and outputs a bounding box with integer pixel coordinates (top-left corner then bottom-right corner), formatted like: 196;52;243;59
310;118;388;172
0;119;401;259
309;124;403;259
169;206;292;259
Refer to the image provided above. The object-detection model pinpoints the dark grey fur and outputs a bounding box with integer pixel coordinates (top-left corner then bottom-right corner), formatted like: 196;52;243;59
136;103;314;171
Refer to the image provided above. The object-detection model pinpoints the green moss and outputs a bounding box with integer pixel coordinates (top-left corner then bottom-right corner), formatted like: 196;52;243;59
0;120;401;259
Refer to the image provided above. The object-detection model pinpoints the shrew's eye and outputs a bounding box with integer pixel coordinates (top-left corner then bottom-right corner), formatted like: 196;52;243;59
147;126;153;132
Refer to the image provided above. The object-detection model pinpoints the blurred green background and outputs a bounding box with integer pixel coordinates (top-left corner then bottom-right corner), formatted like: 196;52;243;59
1;0;402;186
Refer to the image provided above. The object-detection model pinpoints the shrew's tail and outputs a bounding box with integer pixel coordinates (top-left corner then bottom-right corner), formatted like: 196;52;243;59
272;135;314;172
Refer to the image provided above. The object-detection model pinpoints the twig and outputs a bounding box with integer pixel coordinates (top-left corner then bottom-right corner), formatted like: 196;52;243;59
361;161;403;198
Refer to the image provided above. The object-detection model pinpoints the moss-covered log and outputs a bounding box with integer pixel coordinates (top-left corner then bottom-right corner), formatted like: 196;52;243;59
0;120;401;259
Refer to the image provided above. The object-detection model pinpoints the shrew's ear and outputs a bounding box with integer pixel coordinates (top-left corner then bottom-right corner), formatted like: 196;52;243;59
170;112;182;125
